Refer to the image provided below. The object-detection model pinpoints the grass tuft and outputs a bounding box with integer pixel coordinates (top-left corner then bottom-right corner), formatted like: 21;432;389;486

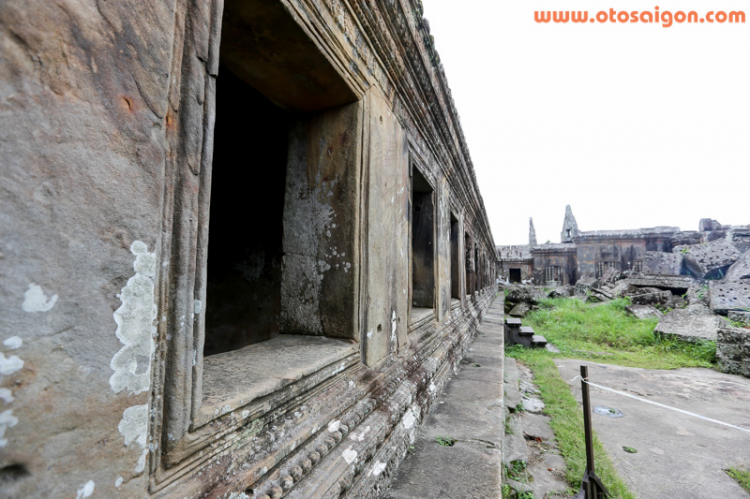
726;467;750;493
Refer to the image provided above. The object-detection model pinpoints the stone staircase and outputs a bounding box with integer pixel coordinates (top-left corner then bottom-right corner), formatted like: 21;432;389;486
505;317;547;349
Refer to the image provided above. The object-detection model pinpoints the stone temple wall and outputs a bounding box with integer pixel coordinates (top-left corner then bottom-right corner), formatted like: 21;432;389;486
0;0;497;497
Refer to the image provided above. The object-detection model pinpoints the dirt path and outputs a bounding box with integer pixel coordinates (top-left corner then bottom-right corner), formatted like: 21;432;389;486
555;359;750;498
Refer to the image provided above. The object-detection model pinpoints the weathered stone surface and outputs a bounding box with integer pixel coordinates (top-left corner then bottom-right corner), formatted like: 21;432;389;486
509;301;531;318
716;326;750;377
625;304;663;320
629;288;672;306
678;239;741;279
728;311;750;325
575;277;598;296
384;309;505;499
644;251;684;275
724;250;750;281
709;281;750;315
654;308;720;341
627;275;695;291
505;285;546;305
548;285;574;298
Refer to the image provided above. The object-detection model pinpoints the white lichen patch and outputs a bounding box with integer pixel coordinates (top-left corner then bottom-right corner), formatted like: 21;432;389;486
327;420;341;433
110;241;156;395
0;409;19;447
402;409;416;429
0;353;23;376
75;480;95;499
429;382;437;393
21;283;58;312
0;388;13;403
342;446;358;464
3;336;22;350
370;460;387;477
118;404;148;472
115;476;123;488
349;425;371;442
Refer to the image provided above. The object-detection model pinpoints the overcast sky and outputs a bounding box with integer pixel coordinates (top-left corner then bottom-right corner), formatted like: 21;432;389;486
425;0;750;246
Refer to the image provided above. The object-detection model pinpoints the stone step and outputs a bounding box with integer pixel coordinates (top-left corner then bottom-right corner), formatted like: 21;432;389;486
505;317;522;326
532;335;547;347
518;326;535;336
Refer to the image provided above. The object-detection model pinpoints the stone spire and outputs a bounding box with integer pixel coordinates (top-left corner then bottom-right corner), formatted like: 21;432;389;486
529;217;537;246
560;205;579;243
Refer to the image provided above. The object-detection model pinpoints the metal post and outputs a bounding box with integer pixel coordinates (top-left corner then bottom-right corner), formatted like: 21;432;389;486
580;365;595;476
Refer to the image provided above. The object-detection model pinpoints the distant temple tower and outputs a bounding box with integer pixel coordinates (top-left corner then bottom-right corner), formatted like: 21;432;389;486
529;217;537;246
560;205;580;243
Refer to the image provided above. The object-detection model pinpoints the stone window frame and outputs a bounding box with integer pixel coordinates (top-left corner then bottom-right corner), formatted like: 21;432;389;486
407;155;438;328
149;0;366;483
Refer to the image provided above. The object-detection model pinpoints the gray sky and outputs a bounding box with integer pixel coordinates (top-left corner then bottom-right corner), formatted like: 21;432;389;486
425;0;750;246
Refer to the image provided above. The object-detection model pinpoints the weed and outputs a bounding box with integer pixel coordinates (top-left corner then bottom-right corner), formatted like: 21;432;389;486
501;483;511;498
622;446;637;454
435;436;456;447
725;467;750;493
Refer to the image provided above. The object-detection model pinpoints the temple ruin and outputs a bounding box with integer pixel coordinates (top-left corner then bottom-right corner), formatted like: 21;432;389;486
0;1;498;497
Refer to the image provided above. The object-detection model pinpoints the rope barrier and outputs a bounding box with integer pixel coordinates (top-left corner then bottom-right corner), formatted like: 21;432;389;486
569;375;750;435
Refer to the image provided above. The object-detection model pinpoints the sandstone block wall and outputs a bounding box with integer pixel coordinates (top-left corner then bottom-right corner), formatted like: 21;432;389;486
0;0;498;497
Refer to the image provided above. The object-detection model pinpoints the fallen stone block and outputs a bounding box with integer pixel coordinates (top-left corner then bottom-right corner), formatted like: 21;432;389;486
716;325;750;377
505;285;546;305
625;304;664;320
575;277;598;296
509;302;531;318
709;281;750;315
654;309;720;342
548;285;574;298
630;290;672;306
728;311;750;325
724;250;750;281
678;239;741;279
644;251;684;275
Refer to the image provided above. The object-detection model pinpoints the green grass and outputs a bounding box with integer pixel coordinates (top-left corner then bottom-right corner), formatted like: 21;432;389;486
523;297;716;369
506;296;719;498
509;349;634;499
726;467;750;493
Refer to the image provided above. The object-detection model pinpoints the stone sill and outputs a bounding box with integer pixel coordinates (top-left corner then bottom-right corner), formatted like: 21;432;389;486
409;307;435;328
196;335;357;427
450;298;461;310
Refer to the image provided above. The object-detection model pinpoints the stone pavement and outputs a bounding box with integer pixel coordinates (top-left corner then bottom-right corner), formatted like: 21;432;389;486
382;297;506;498
556;359;750;499
504;358;571;498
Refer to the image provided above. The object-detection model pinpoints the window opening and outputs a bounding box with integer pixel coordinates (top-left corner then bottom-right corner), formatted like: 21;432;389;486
410;166;435;321
203;66;289;357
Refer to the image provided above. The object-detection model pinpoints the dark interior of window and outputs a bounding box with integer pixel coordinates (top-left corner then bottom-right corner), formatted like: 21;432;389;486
411;167;435;309
203;65;290;357
450;214;460;299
